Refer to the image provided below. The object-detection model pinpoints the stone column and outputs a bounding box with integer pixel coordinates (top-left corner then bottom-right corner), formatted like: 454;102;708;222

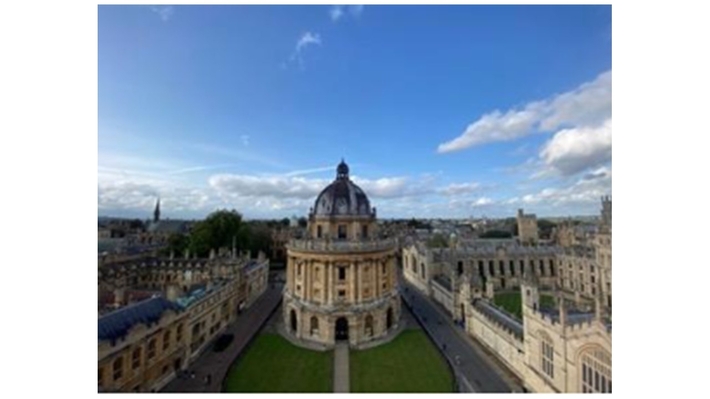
326;261;332;305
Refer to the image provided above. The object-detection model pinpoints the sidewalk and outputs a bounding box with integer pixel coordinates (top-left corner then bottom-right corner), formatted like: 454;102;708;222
333;342;350;393
161;284;283;393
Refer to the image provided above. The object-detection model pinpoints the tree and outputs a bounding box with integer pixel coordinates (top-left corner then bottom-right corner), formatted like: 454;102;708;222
427;233;449;248
280;218;290;227
479;230;512;239
188;209;246;257
160;233;189;256
298;217;307;228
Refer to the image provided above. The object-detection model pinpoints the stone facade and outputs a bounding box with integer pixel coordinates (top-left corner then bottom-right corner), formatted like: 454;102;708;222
283;161;401;348
98;254;269;392
517;209;539;246
404;198;612;393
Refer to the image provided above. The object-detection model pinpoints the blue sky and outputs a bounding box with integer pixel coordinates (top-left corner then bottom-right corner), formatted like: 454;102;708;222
98;5;612;220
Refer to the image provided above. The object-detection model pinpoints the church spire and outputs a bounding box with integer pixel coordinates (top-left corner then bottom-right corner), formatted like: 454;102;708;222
153;198;160;223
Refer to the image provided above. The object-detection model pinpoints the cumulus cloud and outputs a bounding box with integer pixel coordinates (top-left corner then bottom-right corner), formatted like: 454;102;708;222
437;70;611;153
209;174;328;200
540;119;612;176
473;197;493;206
508;167;611;209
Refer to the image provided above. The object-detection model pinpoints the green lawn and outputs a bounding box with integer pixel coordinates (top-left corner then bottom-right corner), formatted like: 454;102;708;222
494;292;556;320
223;333;333;392
350;330;454;393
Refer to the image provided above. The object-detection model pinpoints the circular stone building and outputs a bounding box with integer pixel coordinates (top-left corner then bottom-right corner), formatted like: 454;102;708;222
283;160;400;348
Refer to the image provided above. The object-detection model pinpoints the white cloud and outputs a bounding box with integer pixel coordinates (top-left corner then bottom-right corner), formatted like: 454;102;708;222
330;5;364;22
330;6;344;22
439;182;481;196
540;119;612;176
296;32;321;52
473;197;493;206
288;32;322;69
437;70;611;153
150;6;174;22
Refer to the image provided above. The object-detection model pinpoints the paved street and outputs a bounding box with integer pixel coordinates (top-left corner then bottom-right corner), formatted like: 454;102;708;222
400;278;524;393
161;282;284;393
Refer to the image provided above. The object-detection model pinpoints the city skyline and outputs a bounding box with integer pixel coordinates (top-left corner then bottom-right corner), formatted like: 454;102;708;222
99;5;612;220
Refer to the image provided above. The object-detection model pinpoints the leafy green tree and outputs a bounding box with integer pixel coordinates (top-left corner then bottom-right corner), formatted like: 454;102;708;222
280;218;290;227
188;209;247;257
298;217;307;228
162;232;189;256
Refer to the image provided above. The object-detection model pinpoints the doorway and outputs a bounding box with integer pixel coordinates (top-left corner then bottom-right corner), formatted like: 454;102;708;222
335;317;349;341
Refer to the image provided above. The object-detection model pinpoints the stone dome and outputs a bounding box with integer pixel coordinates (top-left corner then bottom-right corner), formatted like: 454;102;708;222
312;160;372;217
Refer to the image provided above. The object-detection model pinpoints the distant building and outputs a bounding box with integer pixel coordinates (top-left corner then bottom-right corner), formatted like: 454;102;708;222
517;209;539;246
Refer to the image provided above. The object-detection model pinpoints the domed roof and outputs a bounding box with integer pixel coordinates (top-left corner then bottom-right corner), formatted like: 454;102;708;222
313;160;372;217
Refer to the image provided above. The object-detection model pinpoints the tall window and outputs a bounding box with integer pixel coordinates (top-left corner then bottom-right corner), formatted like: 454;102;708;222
489;261;495;276
113;357;123;381
176;324;183;343
362;225;368;239
338;266;346;280
338;225;347;239
132;347;141;370
310;316;319;336
317;225;322;238
580;347;611;393
510;260;516;276
163;330;171;351
365;315;374;337
499;261;505;276
541;335;554;379
382;263;387;275
147;339;156;360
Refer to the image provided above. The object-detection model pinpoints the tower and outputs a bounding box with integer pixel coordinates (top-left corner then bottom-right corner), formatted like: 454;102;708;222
153;198;161;223
600;196;611;234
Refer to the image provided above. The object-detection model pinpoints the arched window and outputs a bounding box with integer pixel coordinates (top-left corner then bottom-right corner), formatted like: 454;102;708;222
365;315;374;337
310;316;319;336
579;347;611;393
386;307;393;330
540;332;554;379
113;356;123;381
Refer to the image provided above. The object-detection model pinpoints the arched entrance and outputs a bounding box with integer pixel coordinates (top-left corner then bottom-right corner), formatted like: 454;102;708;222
290;309;298;333
386;307;393;330
335;317;349;341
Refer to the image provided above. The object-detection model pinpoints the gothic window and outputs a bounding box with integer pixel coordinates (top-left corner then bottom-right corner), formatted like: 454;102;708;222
539;260;545;276
580;347;611;393
510;260;515;276
458;261;464;276
113;356;123;381
541;334;554;379
499;261;505;276
489;261;495;276
520;260;525;276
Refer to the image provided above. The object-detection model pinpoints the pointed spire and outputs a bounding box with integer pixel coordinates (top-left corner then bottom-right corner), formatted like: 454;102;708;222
153;197;161;223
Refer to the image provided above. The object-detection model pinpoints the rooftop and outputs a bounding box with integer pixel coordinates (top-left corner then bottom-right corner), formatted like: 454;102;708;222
98;296;182;342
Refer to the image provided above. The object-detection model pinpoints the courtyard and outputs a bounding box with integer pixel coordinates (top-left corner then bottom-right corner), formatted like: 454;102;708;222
494;291;556;320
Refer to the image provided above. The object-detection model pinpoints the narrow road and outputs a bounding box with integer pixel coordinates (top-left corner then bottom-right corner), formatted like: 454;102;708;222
161;283;284;393
401;279;524;393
